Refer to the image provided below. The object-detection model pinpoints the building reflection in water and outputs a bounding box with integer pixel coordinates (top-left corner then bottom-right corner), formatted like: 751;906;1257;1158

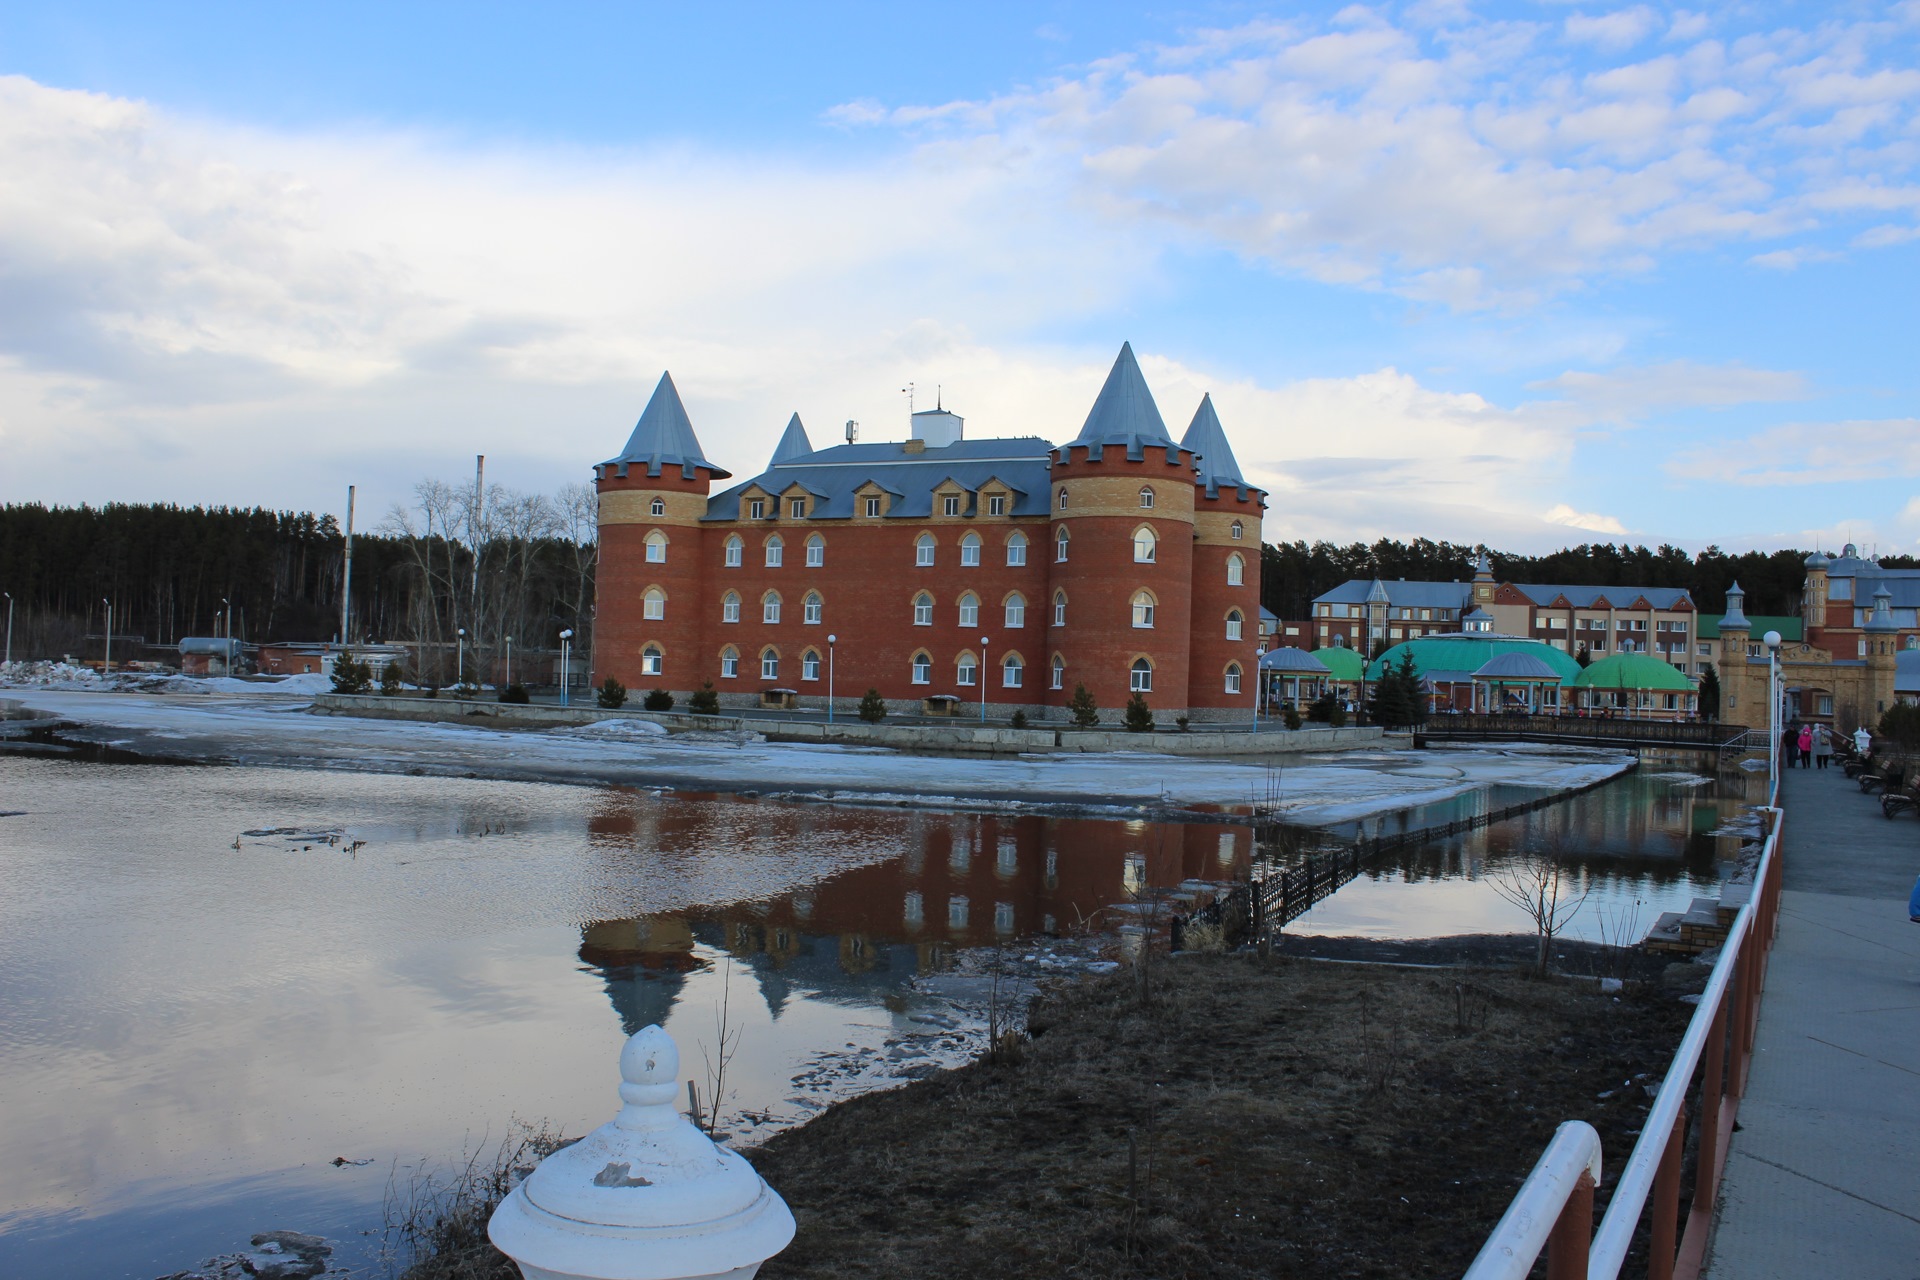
576;791;1255;1030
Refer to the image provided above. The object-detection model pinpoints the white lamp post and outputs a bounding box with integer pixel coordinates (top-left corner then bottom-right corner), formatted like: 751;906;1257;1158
456;627;467;689
560;629;574;707
1763;629;1783;801
488;1024;794;1280
1254;642;1266;731
505;635;514;688
102;597;112;677
3;590;12;666
980;636;990;723
826;634;836;723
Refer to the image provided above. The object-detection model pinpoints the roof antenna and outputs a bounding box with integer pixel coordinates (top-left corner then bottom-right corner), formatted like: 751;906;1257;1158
901;382;914;414
937;384;943;411
845;419;858;444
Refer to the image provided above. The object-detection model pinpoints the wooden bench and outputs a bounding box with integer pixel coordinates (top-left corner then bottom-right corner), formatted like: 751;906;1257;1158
1884;777;1920;820
1860;763;1904;795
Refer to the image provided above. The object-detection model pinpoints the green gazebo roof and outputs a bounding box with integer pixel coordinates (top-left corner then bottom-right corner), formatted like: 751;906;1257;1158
1568;652;1694;691
1309;645;1367;680
1366;636;1584;683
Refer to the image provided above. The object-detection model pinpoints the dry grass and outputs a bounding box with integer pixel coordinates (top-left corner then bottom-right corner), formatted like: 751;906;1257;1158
750;954;1689;1280
388;1122;570;1280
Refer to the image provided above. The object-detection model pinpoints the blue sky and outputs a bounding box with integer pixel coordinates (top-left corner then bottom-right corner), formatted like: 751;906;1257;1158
1;1;1917;554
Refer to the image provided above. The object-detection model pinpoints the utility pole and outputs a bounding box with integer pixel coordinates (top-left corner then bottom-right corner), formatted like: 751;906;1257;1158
3;591;12;666
340;485;355;646
102;598;112;676
470;454;485;661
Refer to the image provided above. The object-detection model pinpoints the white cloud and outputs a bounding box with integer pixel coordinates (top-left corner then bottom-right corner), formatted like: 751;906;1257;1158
1565;8;1660;53
1528;360;1808;419
1544;503;1629;534
1667;419;1920;486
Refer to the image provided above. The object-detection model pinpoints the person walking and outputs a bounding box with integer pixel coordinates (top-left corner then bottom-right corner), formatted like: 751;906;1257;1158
1797;723;1814;769
1782;722;1799;769
1813;724;1832;770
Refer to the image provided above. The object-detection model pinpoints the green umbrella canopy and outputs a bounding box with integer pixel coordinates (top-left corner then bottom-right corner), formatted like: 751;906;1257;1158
1569;652;1693;692
1366;636;1583;683
1309;645;1367;681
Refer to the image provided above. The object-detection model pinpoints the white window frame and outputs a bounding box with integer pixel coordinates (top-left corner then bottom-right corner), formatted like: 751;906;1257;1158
943;494;962;517
789;498;805;519
724;536;743;567
764;536;783;568
804;592;823;625
649;497;665;516
1139;486;1155;509
864;496;882;518
957;655;978;687
802;652;820;681
761;651;779;680
1133;526;1157;563
722;592;740;624
959;593;980;628
1225;663;1241;694
1226;610;1243;641
749;499;766;520
1130;659;1153;693
645;530;667;563
1053;592;1066;626
1050;656;1065;689
1005;595;1025;628
1132;592;1156;629
805;534;824;567
762;593;781;624
916;534;935;567
1002;655;1023;688
960;533;981;566
914;593;934;626
643;589;665;621
988;494;1006;516
1055;527;1069;562
1227;553;1244;586
1006;533;1027;566
912;653;932;684
641;647;663;676
1230;521;1243;539
721;649;739;678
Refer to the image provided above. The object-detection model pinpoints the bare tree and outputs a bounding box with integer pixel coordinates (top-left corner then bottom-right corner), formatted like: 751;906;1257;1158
1490;844;1589;975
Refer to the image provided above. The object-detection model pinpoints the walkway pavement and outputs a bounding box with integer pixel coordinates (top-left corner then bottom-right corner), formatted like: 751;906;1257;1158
1704;761;1920;1279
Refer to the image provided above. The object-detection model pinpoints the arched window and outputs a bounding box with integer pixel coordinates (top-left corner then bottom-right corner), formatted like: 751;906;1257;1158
1227;552;1244;585
1055;526;1069;562
762;592;781;624
1132;591;1156;629
1224;662;1242;694
805;533;825;567
720;646;739;678
1057;487;1068;509
1001;653;1023;688
642;644;663;676
1004;593;1025;628
1139;486;1155;509
1226;609;1243;641
916;533;936;567
913;592;934;626
722;591;740;624
960;532;982;567
1130;657;1154;693
645;529;668;563
724;535;743;568
802;650;821;681
957;651;978;687
1006;532;1028;566
911;651;932;684
803;591;823;624
1050;654;1065;689
760;648;779;680
1133;525;1157;563
643;587;666;621
958;592;980;628
1230;520;1244;540
1053;591;1067;627
765;535;784;568
649;497;665;517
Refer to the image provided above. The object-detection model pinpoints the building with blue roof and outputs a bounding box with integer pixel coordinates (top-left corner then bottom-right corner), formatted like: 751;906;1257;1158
591;344;1268;723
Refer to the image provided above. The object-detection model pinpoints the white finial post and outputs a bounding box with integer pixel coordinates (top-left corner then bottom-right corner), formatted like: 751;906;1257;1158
489;1025;794;1280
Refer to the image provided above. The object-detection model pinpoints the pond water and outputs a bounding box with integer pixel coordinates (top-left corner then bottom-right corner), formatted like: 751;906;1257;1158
0;750;1756;1279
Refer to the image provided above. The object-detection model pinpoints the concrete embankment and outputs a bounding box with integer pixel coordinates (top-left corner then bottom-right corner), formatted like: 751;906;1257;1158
308;693;1384;757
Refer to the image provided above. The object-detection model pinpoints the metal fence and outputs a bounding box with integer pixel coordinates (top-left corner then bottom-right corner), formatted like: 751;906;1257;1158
1419;714;1749;750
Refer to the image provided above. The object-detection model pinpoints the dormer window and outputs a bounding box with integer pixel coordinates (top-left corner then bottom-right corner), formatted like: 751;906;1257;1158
749;499;766;520
865;496;882;518
988;494;1006;516
789;498;806;519
944;494;962;517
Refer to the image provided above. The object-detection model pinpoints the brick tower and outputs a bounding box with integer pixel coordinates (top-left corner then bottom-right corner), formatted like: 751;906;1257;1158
1179;393;1267;718
593;372;730;694
1047;344;1197;721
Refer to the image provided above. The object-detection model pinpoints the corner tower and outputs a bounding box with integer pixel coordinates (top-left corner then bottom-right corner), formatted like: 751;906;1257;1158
594;372;732;695
1179;393;1265;719
1048;343;1196;721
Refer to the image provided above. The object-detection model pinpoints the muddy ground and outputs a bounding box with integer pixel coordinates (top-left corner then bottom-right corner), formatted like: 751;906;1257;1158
750;951;1691;1280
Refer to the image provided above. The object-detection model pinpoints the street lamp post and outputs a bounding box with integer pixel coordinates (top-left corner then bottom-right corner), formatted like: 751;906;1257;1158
102;597;112;677
456;627;467;689
827;634;837;723
1254;642;1266;731
559;629;574;707
505;636;513;688
1763;629;1783;803
3;591;12;666
980;637;990;723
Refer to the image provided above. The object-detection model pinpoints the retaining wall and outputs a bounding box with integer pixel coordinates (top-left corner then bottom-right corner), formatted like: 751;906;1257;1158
308;693;1385;757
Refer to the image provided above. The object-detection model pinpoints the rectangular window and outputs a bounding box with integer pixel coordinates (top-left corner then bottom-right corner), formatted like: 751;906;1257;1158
723;598;740;623
1697;642;1710;656
805;541;823;567
789;499;805;519
749;499;765;520
721;653;738;678
961;540;980;567
724;541;742;567
865;496;882;518
1007;539;1026;566
944;495;962;517
1002;662;1022;688
761;654;778;679
960;600;979;628
802;654;820;681
1130;666;1152;693
917;540;935;567
644;596;664;620
988;495;1005;516
1225;667;1241;694
646;542;665;563
1006;601;1025;628
914;598;933;626
641;651;662;676
763;598;780;624
912;658;931;684
957;659;977;686
765;542;782;567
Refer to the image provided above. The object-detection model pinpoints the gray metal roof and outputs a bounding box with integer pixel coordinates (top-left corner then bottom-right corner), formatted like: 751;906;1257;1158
770;413;813;466
1509;583;1694;609
600;372;732;481
1066;342;1179;462
1260;647;1331;672
1897;648;1919;694
1472;651;1563;680
1315;579;1472;609
704;437;1055;521
1180;393;1254;499
1854;572;1920;610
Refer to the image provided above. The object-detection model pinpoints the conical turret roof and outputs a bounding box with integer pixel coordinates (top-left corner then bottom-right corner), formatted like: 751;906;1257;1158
1180;393;1251;497
1068;343;1178;461
770;413;813;466
601;372;731;480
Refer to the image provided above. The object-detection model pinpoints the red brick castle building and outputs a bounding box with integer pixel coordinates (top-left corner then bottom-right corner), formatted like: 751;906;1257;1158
593;344;1267;723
